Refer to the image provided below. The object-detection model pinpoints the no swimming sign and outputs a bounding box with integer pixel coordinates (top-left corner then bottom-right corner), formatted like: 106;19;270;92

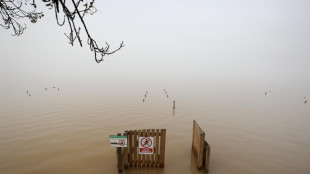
139;137;154;154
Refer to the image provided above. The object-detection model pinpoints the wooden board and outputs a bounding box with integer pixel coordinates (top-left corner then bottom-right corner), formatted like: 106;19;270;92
155;129;160;167
141;130;146;167
128;131;132;167
138;130;142;167
192;120;211;171
151;129;155;167
159;129;166;168
146;129;150;167
133;130;137;167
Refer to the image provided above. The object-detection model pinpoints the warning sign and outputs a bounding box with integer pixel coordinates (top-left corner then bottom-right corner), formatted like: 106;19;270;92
139;137;154;154
110;135;128;147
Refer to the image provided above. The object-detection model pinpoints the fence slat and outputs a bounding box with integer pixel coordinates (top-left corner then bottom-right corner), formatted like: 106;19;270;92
151;129;155;167
133;130;138;167
128;131;132;167
141;130;146;167
159;129;166;168
138;130;142;167
155;129;160;167
146;129;150;167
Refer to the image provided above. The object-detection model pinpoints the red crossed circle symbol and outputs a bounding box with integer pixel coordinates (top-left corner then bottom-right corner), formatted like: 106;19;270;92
140;137;152;148
118;140;125;146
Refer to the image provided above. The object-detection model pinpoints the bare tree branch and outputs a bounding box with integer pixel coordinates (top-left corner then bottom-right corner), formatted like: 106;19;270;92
0;0;44;36
0;0;124;63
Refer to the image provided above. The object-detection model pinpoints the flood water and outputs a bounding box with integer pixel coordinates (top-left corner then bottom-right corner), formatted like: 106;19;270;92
1;81;309;174
1;0;310;172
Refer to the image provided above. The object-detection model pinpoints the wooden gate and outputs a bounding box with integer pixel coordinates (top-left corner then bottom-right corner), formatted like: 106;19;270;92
192;120;211;172
117;129;166;171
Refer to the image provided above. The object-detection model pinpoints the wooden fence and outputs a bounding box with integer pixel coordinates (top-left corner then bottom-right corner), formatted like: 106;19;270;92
116;129;166;172
192;120;211;172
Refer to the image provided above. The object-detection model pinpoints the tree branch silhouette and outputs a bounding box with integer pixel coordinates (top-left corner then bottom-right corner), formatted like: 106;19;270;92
0;0;124;63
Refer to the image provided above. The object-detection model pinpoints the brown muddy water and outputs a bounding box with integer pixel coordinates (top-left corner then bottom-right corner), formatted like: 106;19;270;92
0;86;310;174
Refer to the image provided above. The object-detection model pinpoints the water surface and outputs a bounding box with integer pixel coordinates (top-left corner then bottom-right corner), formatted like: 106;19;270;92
1;83;310;174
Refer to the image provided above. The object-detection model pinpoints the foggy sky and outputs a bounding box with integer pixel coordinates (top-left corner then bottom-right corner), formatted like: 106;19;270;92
1;0;310;97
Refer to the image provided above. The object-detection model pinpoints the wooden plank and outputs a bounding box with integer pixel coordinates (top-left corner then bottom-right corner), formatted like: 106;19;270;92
151;129;155;167
133;130;138;167
141;130;146;167
197;131;205;169
192;120;211;171
205;144;211;173
155;129;160;167
146;129;151;167
159;129;166;168
192;120;199;158
123;131;129;169
128;130;132;167
138;130;142;167
192;120;207;169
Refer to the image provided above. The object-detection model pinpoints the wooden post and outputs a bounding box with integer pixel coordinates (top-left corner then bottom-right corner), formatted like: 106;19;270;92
159;129;166;168
123;131;129;169
116;133;123;172
173;100;175;109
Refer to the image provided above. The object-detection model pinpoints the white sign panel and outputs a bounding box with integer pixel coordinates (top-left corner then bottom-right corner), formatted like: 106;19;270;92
138;137;154;154
110;135;128;147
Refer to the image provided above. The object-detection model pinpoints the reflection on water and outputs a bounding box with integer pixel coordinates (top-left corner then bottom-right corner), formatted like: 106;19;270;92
124;168;164;174
0;86;310;174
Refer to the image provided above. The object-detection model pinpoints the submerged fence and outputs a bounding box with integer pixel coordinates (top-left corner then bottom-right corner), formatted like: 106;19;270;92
116;129;166;172
113;120;210;173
